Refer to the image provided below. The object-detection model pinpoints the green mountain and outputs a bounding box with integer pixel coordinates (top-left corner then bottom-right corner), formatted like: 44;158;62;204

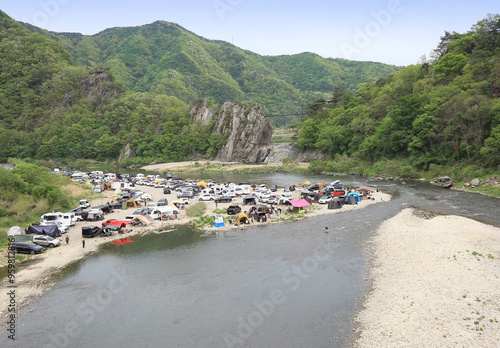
22;20;402;114
298;14;500;169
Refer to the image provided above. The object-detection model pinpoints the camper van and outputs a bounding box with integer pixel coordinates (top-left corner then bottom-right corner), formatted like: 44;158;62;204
149;206;179;220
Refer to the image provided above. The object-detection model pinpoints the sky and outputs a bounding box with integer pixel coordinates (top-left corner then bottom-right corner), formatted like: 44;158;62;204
1;0;498;66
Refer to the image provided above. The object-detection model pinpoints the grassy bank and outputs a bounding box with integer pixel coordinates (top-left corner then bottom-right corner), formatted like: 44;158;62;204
0;160;100;250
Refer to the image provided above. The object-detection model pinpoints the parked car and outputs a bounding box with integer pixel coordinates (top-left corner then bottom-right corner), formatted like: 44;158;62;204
157;198;168;206
177;191;194;199
32;235;61;248
163;187;171;194
318;196;333;204
82;226;102;238
198;193;215;201
79;199;91;208
270;185;278;192
226;205;242;215
214;196;232;203
13;241;44;254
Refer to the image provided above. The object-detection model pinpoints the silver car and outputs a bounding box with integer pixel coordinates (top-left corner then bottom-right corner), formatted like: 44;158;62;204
32;235;61;248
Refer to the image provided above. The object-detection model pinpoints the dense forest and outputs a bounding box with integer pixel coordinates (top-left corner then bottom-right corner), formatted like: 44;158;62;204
298;14;500;170
23;20;400;114
0;10;401;164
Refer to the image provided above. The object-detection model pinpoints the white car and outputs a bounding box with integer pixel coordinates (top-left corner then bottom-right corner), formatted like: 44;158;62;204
141;193;152;201
198;194;215;201
79;199;91;208
32;235;61;248
318;196;333;204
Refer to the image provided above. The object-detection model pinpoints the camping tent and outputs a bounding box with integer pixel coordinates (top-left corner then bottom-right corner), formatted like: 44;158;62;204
27;224;61;238
214;214;225;227
242;195;256;205
347;192;361;202
235;212;250;225
328;198;343;210
344;195;358;205
289;199;310;213
124;199;140;209
133;215;152;225
7;226;25;236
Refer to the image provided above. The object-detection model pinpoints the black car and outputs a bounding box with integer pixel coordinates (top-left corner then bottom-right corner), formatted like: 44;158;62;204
215;196;232;203
163;187;171;194
226;205;242;215
12;241;44;254
270;185;278;192
82;226;102;238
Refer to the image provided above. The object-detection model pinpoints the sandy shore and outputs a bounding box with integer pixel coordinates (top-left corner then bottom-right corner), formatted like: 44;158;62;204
355;208;500;347
0;183;390;321
141;160;310;172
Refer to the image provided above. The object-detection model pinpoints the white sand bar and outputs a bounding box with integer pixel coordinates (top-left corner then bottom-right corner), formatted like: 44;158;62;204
356;208;500;347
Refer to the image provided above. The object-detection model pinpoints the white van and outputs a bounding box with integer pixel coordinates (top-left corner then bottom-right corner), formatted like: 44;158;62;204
60;213;76;227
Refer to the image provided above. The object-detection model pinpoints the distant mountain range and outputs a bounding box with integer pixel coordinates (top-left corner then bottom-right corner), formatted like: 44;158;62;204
21;19;402;113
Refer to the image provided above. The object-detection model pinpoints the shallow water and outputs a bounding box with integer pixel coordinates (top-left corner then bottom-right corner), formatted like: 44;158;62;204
8;174;500;348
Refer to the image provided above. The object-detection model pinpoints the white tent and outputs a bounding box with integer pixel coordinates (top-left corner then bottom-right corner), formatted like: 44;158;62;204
7;226;25;236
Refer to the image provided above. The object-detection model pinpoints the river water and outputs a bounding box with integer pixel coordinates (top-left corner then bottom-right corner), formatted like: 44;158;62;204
10;174;500;348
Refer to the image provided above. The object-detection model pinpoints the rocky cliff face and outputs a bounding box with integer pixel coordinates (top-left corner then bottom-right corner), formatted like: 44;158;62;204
189;101;273;163
56;71;119;109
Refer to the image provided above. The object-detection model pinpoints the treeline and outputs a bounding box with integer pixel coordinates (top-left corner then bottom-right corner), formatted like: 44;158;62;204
298;14;500;170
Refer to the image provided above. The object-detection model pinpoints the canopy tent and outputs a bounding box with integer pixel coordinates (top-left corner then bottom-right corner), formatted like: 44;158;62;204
299;180;312;186
171;199;186;208
356;187;372;192
235;212;250;225
105;220;132;228
214;214;225;227
197;181;208;189
289;199;310;214
27;224;61;238
7;226;25;236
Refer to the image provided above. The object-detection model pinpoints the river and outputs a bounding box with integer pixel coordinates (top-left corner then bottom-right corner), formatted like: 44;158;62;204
10;173;500;348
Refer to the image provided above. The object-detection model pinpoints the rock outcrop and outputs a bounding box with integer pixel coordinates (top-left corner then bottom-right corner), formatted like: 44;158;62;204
214;102;273;163
190;101;273;163
56;71;119;109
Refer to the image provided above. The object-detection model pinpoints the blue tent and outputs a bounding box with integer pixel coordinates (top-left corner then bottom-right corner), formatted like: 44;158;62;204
347;191;361;202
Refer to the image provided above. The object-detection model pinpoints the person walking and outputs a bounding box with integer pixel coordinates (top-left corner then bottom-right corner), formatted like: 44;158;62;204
82;237;86;248
65;235;69;244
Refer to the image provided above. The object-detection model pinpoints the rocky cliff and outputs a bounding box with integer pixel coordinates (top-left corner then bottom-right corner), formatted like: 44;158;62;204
190;100;273;163
56;71;119;109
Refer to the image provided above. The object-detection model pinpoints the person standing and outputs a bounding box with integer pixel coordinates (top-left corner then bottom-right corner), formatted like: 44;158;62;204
82;237;85;248
65;235;69;244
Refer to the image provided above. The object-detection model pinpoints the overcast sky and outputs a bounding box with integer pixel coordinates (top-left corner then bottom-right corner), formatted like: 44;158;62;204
2;0;498;66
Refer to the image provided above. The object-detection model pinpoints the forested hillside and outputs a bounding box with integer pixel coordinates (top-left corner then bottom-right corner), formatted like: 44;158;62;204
22;20;401;114
298;14;500;170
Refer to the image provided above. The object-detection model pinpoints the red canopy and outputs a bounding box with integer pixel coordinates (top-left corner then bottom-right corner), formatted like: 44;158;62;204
289;199;310;208
105;220;132;228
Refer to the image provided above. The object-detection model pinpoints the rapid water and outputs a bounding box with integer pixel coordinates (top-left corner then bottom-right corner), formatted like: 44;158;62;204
8;174;500;348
